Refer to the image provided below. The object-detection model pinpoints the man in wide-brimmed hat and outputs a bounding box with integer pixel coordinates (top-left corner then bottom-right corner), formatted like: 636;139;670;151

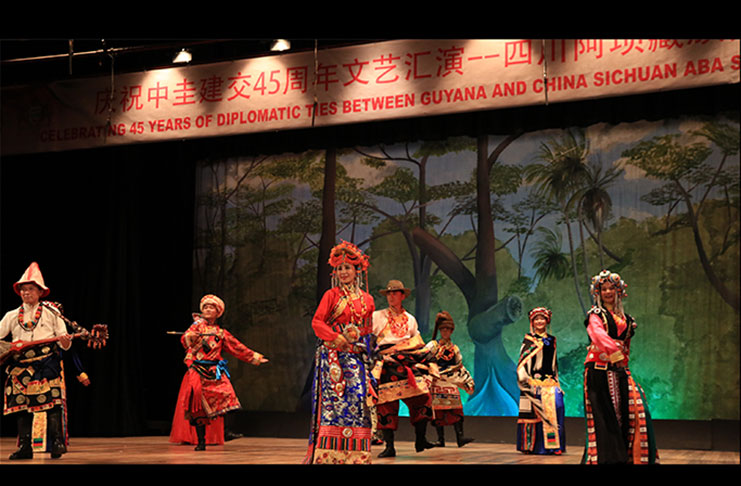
0;262;71;460
371;279;436;458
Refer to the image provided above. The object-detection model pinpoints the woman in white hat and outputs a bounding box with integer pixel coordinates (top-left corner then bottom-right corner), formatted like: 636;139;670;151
0;262;71;460
169;294;268;451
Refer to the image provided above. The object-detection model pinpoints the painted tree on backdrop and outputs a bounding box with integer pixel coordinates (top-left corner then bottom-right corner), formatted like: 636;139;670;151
319;134;532;415
621;120;740;314
404;134;526;415
349;137;475;334
195;150;372;304
524;129;626;315
194;155;279;296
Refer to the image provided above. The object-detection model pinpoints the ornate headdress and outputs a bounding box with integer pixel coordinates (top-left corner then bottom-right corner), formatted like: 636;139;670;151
432;310;455;340
590;270;627;314
528;307;552;324
328;240;369;271
13;262;50;298
590;270;627;301
200;294;225;318
528;307;552;333
328;240;370;289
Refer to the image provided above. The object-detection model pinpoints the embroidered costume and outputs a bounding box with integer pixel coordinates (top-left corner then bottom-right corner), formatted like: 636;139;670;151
426;311;475;448
304;241;376;464
582;270;659;464
1;263;71;460
516;307;566;455
170;294;266;450
371;280;436;457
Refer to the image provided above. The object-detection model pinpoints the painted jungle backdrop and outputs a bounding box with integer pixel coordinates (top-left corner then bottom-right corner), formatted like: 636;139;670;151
191;113;739;421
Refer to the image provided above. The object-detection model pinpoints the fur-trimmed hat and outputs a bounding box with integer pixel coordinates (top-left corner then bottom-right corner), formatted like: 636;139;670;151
13;262;50;298
200;294;225;318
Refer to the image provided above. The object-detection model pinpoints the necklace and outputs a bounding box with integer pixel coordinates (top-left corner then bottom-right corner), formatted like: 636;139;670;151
386;307;408;337
18;304;43;331
341;285;367;324
436;340;455;361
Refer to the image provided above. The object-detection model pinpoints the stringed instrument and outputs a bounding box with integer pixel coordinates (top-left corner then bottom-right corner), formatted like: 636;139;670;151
0;302;109;365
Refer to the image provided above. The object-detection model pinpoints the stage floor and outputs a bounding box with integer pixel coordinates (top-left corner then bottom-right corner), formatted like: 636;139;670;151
0;436;738;465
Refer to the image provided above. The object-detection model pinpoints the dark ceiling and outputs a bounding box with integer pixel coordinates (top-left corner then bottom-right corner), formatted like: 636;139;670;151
0;38;375;87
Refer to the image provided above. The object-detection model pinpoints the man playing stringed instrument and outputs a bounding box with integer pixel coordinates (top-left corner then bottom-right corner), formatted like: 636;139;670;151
0;262;72;460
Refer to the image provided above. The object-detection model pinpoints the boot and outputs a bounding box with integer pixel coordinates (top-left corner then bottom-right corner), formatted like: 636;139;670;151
432;426;445;447
414;421;435;452
8;413;33;460
194;424;206;451
454;420;474;447
371;429;384;445
377;429;395;458
47;408;67;459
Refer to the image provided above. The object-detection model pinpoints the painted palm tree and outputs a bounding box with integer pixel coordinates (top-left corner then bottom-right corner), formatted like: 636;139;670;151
523;129;590;314
576;160;624;269
531;226;571;284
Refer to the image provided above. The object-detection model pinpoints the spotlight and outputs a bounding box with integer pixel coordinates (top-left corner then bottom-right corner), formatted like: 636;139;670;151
173;49;192;64
270;39;291;52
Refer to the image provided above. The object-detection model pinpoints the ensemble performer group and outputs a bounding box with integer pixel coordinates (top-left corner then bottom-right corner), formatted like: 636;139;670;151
2;249;659;465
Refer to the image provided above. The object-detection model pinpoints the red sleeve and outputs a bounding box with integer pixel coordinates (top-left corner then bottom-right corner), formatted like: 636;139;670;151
311;289;340;342
221;329;257;364
181;321;202;349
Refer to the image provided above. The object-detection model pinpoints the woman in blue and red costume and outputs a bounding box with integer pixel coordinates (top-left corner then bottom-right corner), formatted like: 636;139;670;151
304;241;376;464
516;307;566;455
582;270;659;464
170;294;268;451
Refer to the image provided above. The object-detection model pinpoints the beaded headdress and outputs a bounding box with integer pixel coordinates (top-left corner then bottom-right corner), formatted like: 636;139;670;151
328;240;370;289
590;270;628;315
528;307;552;324
528;307;552;333
590;270;627;301
328;240;369;271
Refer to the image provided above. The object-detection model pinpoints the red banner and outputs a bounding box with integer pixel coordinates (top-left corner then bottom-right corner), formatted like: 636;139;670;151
2;39;738;155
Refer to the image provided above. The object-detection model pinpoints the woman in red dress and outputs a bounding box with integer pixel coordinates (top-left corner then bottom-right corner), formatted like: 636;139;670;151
169;294;268;450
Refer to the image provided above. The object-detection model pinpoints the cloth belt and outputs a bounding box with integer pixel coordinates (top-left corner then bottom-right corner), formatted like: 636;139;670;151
194;359;230;380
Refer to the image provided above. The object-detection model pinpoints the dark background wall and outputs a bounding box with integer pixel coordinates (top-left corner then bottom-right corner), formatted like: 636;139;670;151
1;84;738;444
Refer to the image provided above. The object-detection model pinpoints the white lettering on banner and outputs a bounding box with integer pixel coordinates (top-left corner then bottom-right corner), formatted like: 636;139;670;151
1;39;738;155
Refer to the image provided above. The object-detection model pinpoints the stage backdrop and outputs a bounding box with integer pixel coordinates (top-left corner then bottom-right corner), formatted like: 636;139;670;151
190;113;739;421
